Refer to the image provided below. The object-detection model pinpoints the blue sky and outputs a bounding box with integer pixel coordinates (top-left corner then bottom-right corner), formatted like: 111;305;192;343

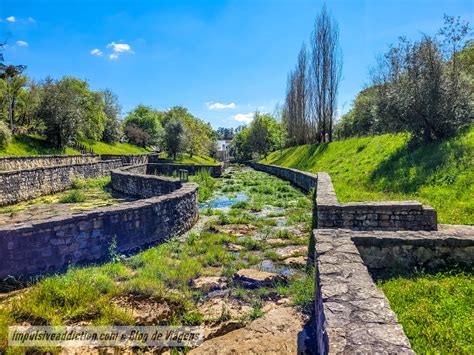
1;0;473;128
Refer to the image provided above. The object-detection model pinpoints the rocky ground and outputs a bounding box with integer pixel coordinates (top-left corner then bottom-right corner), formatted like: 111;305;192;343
0;166;316;354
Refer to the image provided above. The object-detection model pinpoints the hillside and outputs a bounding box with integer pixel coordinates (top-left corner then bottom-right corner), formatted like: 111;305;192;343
80;140;151;155
0;135;80;156
0;135;152;156
161;153;219;165
262;126;473;225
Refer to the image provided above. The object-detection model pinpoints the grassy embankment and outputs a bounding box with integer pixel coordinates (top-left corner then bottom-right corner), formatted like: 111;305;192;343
0;135;79;156
161;153;219;165
0;134;150;156
262;126;473;225
80;139;150;155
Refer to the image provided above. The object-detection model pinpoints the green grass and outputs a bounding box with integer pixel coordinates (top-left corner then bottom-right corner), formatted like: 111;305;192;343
0;134;80;156
189;169;217;201
80;140;150;154
0;177;117;215
0;134;150;156
263;126;474;225
59;189;87;203
162;153;219;165
0;167;315;352
380;270;474;353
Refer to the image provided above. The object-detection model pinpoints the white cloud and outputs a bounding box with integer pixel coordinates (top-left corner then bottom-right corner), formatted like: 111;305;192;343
91;48;103;56
16;40;28;47
6;16;16;22
28;17;36;23
207;102;236;110
109;53;119;60
107;41;132;53
233;113;254;124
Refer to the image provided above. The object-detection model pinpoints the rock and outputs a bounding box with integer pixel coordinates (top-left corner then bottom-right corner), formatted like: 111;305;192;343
234;269;283;288
226;243;244;252
112;294;175;325
190;276;228;292
275;245;307;259
215;224;257;237
205;320;247;340
198;297;252;322
189;307;308;355
283;256;307;268
265;238;289;246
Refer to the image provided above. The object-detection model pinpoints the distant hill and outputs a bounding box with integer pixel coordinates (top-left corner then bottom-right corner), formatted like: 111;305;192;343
262;126;473;225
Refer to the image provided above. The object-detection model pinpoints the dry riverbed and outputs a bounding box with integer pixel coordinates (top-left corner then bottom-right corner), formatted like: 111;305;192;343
0;166;316;354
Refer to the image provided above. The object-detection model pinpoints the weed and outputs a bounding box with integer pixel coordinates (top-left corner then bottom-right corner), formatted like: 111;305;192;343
59;189;87;203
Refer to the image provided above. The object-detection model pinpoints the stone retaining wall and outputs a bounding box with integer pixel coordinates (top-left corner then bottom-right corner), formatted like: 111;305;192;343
0;182;198;279
353;229;474;271
147;162;223;178
249;162;317;191
100;154;149;165
250;162;437;231
0;154;99;171
0;160;122;206
111;164;183;199
314;229;415;354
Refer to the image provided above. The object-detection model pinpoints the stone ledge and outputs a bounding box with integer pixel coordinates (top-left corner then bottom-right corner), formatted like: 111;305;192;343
314;229;415;354
0;165;198;279
0;159;123;206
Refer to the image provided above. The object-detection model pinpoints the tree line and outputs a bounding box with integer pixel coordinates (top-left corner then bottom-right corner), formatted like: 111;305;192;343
284;5;342;146
335;15;473;142
230;12;472;161
0;48;216;157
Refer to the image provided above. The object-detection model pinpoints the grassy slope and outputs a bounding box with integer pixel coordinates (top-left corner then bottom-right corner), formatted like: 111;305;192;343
0;135;79;156
262;126;474;225
162;153;219;165
80;140;150;154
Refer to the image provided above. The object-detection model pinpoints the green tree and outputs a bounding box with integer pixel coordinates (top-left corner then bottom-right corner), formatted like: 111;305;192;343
230;127;251;160
0;65;27;131
124;105;162;146
162;106;214;157
37;77;85;148
162;118;186;159
247;112;280;158
101;89;122;143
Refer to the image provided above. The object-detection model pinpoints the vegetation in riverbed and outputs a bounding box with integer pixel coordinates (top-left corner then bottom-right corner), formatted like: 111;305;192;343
0;177;120;217
379;269;474;354
0;167;314;352
189;169;217;201
263;126;473;225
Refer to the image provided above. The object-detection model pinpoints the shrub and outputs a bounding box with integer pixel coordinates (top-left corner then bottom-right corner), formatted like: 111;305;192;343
0;121;12;149
190;169;216;201
60;190;87;203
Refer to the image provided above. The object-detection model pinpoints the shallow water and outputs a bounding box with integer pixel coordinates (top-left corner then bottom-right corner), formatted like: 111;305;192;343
199;192;248;209
259;259;302;278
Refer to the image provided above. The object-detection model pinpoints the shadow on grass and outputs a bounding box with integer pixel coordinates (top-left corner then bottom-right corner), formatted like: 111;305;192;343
368;131;472;194
369;263;473;283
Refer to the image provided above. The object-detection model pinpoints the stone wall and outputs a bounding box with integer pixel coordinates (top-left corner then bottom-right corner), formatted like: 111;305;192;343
0;155;99;171
0;160;122;206
111;164;183;199
0;183;198;279
314;229;415;354
147;163;223;178
250;162;437;231
353;229;474;271
100;154;149;166
249;162;317;191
